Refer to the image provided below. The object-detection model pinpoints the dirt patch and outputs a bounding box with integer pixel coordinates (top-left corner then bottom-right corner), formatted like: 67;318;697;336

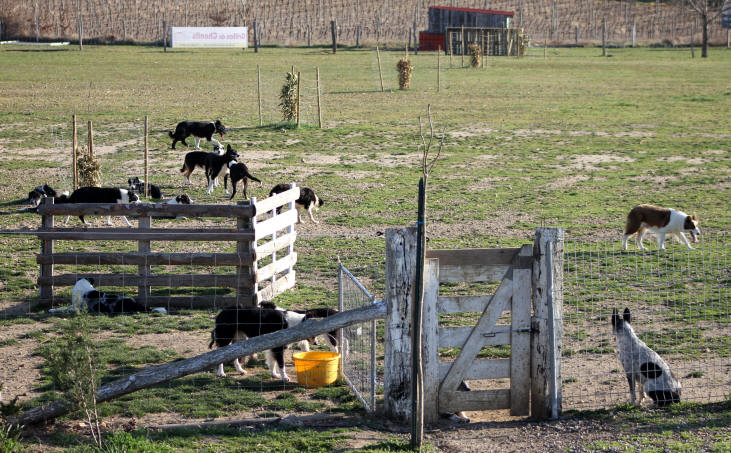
567;154;635;171
660;156;709;165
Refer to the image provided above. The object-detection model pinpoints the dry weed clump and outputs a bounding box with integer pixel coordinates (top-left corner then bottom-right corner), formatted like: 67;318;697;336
279;72;299;122
397;57;413;90
77;145;101;187
468;44;482;67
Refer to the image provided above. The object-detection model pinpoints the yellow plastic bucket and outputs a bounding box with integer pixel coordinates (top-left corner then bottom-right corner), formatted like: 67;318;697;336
292;351;340;388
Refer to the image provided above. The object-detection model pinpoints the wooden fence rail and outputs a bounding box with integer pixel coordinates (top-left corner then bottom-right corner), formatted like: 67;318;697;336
33;185;300;307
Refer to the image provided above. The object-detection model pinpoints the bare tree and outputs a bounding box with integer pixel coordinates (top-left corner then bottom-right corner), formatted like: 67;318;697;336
687;0;725;57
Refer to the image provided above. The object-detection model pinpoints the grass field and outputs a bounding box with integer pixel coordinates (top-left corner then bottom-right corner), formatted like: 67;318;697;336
0;44;729;451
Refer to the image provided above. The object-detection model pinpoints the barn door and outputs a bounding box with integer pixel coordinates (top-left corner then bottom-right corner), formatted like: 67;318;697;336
422;245;533;422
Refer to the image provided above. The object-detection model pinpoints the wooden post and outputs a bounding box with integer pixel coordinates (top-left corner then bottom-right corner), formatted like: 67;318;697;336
87;120;94;159
296;71;301;128
602;18;606;56
163;16;167;52
330;20;337;53
544;29;547;59
72;115;78;190
355;25;360;48
138;215;150;301
437;46;440;92
307;24;311;47
531;227;564;420
421;258;440;424
39;197;54;302
384;227;417;422
690;22;695;58
316;67;322;128
78;13;83;51
144;116;149;198
376;46;384;92
239;199;256;306
461;26;465;67
253;20;259;52
413;20;418;55
449;32;453;68
257;64;262;126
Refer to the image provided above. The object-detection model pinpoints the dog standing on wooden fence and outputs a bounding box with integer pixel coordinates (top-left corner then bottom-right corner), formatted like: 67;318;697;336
611;307;681;406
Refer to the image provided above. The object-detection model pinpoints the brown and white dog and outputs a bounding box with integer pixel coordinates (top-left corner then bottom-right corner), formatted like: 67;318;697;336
622;204;700;251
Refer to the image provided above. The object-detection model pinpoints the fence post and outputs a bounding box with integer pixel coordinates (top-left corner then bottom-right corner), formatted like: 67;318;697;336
355;25;360;48
296;71;301;128
307;24;311;47
437;46;440;92
257;64;262;126
78;13;83;51
602;18;606;56
88;120;94;159
511;244;532;416
575;25;579;45
531;227;564;420
253;20;259;52
39;197;55;302
138;214;151;301
163;16;167;52
384;227;417;422
239;199;257;307
421;258;440;424
316;67;322;128
632;20;636;47
72;115;78;190
376;46;384;92
144;116;149;198
331;20;337;53
461;25;465;67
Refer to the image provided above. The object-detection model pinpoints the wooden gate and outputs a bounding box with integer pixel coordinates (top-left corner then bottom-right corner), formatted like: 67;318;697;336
422;246;533;421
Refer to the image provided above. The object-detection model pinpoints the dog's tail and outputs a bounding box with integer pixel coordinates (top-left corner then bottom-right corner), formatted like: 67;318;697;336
244;169;261;185
209;330;216;349
180;163;188;174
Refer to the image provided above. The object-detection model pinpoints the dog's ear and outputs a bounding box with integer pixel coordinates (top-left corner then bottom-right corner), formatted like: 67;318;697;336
215;120;221;125
623;307;631;324
227;144;232;151
87;277;95;286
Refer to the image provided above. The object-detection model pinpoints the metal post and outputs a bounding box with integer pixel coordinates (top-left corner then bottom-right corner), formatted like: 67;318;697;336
144;116;149;198
410;177;426;449
87;120;94;159
296;71;301;128
437;46;440;92
316;67;322;128
72;115;78;190
253;20;259;52
257;64;262;126
461;25;465;67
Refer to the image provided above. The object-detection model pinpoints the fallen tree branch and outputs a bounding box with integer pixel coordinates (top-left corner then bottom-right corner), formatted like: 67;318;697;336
12;301;386;426
145;412;358;431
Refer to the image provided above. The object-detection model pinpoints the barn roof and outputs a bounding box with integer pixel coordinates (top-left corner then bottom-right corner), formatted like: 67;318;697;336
428;5;514;17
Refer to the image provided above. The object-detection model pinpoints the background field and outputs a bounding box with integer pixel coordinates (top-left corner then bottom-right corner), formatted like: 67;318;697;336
0;45;729;451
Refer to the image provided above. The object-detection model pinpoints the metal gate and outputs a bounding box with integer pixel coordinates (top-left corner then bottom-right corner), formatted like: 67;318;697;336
338;262;378;413
422;245;533;421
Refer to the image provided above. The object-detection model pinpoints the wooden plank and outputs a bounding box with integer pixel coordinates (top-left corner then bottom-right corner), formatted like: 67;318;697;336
436;263;510;283
438;325;510;349
255;252;297;283
33;230;254;242
38;273;253;288
510;244;532;416
422;259;441;424
252;186;299;216
256;271;295;302
39;198;55;300
437;295;489;313
36;202;255;219
255;232;296;259
426;248;520;266
438;358;510;381
36;252;254;266
439;275;512;411
254;209;298;240
239;200;257;307
12;300;388;426
439;389;510;413
138;215;151;300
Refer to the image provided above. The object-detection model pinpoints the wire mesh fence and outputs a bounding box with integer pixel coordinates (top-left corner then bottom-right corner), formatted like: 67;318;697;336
338;261;378;413
562;231;729;410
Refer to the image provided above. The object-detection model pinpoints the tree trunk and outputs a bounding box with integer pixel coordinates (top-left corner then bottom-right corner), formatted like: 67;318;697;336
701;14;708;58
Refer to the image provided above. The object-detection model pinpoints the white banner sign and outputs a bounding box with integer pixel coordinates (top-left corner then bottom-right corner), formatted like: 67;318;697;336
171;27;248;48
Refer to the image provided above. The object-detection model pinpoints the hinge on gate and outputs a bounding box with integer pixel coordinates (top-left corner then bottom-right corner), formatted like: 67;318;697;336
481;331;496;338
513;327;532;333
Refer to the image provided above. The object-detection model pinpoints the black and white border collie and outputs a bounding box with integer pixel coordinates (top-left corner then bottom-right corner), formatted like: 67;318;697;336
611;308;681;406
269;183;324;224
169;120;226;150
209;305;306;381
225;161;261;200
164;194;193;205
128;177;162;200
71;278;151;314
205;145;239;196
28;184;58;207
179;143;226;186
64;186;140;227
622;204;700;251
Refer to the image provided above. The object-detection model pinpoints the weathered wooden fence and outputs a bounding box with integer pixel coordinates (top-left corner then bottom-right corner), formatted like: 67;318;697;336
34;185;300;307
385;227;563;422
